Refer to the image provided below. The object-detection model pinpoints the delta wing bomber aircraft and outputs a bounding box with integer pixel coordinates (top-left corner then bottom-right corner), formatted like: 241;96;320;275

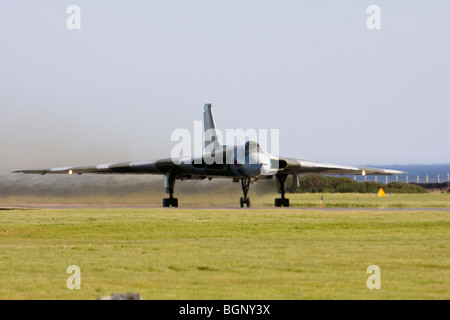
15;104;406;207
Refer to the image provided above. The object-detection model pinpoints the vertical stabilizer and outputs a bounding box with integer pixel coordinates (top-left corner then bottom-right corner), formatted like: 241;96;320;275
203;104;221;153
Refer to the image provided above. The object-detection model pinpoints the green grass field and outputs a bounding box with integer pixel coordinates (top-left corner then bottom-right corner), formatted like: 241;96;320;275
1;196;449;299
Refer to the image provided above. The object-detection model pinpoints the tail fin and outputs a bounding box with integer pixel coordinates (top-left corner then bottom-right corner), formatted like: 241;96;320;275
203;104;221;153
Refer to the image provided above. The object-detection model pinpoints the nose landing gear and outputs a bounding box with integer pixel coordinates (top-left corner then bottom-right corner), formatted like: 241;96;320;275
240;178;251;208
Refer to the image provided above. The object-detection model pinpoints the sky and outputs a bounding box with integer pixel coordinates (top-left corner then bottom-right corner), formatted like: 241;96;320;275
1;1;449;173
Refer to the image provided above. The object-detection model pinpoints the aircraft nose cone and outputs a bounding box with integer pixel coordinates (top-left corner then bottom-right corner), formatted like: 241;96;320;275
241;164;263;178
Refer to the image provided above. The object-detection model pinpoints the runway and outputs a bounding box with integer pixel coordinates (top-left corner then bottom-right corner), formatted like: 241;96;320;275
2;205;450;211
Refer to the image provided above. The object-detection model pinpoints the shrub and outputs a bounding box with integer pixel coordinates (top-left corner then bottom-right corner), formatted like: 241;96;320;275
293;175;427;194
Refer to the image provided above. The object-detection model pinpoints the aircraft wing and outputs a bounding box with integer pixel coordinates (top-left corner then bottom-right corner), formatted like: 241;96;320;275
14;156;406;177
13;158;179;176
278;157;406;176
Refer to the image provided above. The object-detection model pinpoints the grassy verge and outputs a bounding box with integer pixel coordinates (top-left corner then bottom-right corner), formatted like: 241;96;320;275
269;193;450;209
0;208;448;299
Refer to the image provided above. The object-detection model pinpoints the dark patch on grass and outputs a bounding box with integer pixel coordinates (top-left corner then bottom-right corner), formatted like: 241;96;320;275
168;265;184;272
283;268;306;273
196;266;218;272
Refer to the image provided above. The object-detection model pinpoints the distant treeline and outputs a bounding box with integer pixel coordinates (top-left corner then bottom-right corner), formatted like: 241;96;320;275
287;175;428;194
413;182;450;190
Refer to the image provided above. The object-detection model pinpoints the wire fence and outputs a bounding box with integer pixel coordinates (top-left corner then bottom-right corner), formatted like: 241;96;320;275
351;173;450;185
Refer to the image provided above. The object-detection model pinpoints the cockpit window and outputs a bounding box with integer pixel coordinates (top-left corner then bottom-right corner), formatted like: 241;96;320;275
245;141;260;153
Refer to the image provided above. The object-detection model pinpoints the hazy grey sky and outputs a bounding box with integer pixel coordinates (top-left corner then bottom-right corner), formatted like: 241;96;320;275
1;1;449;172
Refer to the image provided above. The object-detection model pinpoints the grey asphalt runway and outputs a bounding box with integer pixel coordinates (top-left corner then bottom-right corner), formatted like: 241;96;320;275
2;205;450;211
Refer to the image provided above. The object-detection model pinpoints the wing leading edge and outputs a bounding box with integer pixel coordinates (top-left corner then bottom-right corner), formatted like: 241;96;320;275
278;157;406;176
13;159;177;176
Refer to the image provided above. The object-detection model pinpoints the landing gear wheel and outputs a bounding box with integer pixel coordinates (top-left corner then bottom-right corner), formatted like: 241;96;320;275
275;198;282;207
163;198;171;207
163;198;178;207
240;197;250;208
275;198;289;207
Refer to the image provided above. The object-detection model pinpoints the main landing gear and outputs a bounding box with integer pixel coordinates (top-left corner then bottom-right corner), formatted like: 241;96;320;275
275;174;290;207
163;172;178;207
240;178;251;208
